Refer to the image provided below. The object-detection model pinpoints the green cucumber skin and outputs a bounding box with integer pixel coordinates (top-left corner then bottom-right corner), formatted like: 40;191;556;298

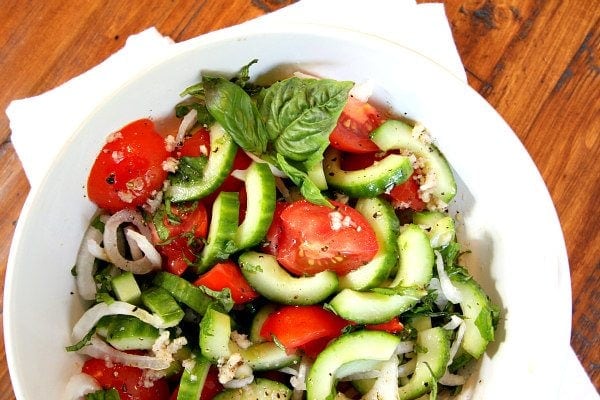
213;378;292;400
249;303;277;343
111;271;142;306
328;288;424;324
199;308;232;362
141;287;185;326
153;272;212;315
339;197;400;290
388;224;435;288
370;119;456;203
306;330;400;400
412;211;456;249
168;123;238;202
234;162;276;250
197;191;240;273
176;352;211;400
238;252;338;305
323;147;413;198
398;327;451;400
96;315;159;351
237;342;300;371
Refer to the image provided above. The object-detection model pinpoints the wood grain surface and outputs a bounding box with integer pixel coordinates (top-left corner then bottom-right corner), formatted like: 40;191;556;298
0;0;598;398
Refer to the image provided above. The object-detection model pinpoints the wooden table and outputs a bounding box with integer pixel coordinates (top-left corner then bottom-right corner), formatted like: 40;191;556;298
0;0;598;397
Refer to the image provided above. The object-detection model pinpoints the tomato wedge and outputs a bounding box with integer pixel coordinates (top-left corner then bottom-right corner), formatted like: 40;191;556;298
387;173;426;211
260;305;348;352
275;200;378;276
329;97;385;153
87;118;171;213
194;261;259;304
82;358;170;400
366;317;405;333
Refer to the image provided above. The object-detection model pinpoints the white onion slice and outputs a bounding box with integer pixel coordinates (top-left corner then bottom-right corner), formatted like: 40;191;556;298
72;301;174;342
64;373;101;400
438;371;466;386
124;226;143;260
446;317;467;366
75;225;103;301
223;375;254;389
79;335;170;370
435;250;463;304
103;209;161;274
124;228;161;267
362;357;399;400
397;358;417;378
395;341;415;355
428;277;448;310
349;79;374;103
230;168;248;182
86;238;109;262
175;108;198;144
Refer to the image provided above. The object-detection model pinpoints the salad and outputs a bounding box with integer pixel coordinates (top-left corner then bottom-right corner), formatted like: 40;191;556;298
66;61;499;400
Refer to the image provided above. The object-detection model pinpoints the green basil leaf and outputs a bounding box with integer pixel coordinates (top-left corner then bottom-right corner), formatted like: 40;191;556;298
259;77;353;161
204;76;269;155
175;102;214;126
85;388;120;400
474;305;495;342
276;154;331;207
170;156;208;186
230;58;258;88
65;327;96;352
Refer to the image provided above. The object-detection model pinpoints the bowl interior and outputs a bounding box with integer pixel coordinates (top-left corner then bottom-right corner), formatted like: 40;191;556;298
4;24;571;399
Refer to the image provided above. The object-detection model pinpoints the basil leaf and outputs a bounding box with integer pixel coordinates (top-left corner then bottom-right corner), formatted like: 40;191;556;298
65;327;96;352
170;156;208;186
276;154;331;207
474;305;495;342
85;389;120;400
259;77;353;161
230;58;258;88
204;76;269;155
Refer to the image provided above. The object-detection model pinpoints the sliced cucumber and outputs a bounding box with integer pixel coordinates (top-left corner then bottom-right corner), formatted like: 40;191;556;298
237;341;300;371
199;308;232;362
238;252;338;305
328;288;425;324
234;162;276;250
307;159;328;190
197;191;240;273
388;224;434;288
398;327;451;400
249;303;277;343
339;197;400;290
141;287;185;326
413;211;456;249
177;352;211;400
306;330;400;400
95;314;159;351
111;271;142;306
371;119;456;203
451;276;496;359
323;147;413;198
168;123;238;202
153;272;212;315
213;378;292;400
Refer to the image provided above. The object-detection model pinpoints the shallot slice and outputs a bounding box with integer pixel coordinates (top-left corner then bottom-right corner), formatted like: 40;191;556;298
75;225;103;301
63;373;101;400
78;335;170;370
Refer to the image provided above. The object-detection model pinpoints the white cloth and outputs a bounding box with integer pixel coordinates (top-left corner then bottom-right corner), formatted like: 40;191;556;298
5;1;598;398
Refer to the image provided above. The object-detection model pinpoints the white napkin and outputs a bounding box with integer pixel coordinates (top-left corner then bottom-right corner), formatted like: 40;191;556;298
5;0;598;398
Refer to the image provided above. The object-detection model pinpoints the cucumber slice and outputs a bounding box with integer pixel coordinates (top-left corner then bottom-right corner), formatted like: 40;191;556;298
238;252;338;305
213;378;292;400
197;191;240;273
388;224;434;288
307;159;328;190
153;272;212;315
234;162;276;250
371;120;456;203
249;303;277;343
111;271;142;305
413;211;456;249
398;327;450;400
323;147;413;198
339;197;400;290
306;330;400;400
168;123;238;202
199;308;232;362
177;352;211;400
237;341;300;371
95;314;159;351
328;288;425;324
141;287;185;326
451;277;496;359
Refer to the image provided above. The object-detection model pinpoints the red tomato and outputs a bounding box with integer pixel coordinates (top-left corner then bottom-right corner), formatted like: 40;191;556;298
82;358;170;400
178;128;211;158
169;366;222;400
87;119;171;213
329;97;385;153
366;317;404;333
260;305;348;352
193;261;259;304
275;200;379;276
156;236;198;275
156;202;209;240
387;173;426;211
261;202;289;256
340;151;385;171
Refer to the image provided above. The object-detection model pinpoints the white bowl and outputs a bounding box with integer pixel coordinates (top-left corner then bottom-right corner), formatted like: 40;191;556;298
4;24;571;399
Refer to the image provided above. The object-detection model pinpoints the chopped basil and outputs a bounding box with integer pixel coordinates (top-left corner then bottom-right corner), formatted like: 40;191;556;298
85;388;120;400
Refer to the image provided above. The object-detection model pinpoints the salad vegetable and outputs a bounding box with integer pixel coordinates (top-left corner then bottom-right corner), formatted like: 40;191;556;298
67;61;499;400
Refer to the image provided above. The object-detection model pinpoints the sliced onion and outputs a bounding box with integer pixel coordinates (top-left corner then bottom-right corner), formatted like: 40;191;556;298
79;335;170;370
397;358;417;378
124;228;161;267
223;375;254;389
349;79;374;103
428;277;448;310
242;150;287;178
445;317;467;366
339;370;380;381
72;301;174;342
86;238;109;262
103;209;161;274
175;108;198;144
435;250;463;304
395;341;415;355
75;225;103;301
64;373;101;400
230;168;248;182
362;357;399;400
438;371;466;386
